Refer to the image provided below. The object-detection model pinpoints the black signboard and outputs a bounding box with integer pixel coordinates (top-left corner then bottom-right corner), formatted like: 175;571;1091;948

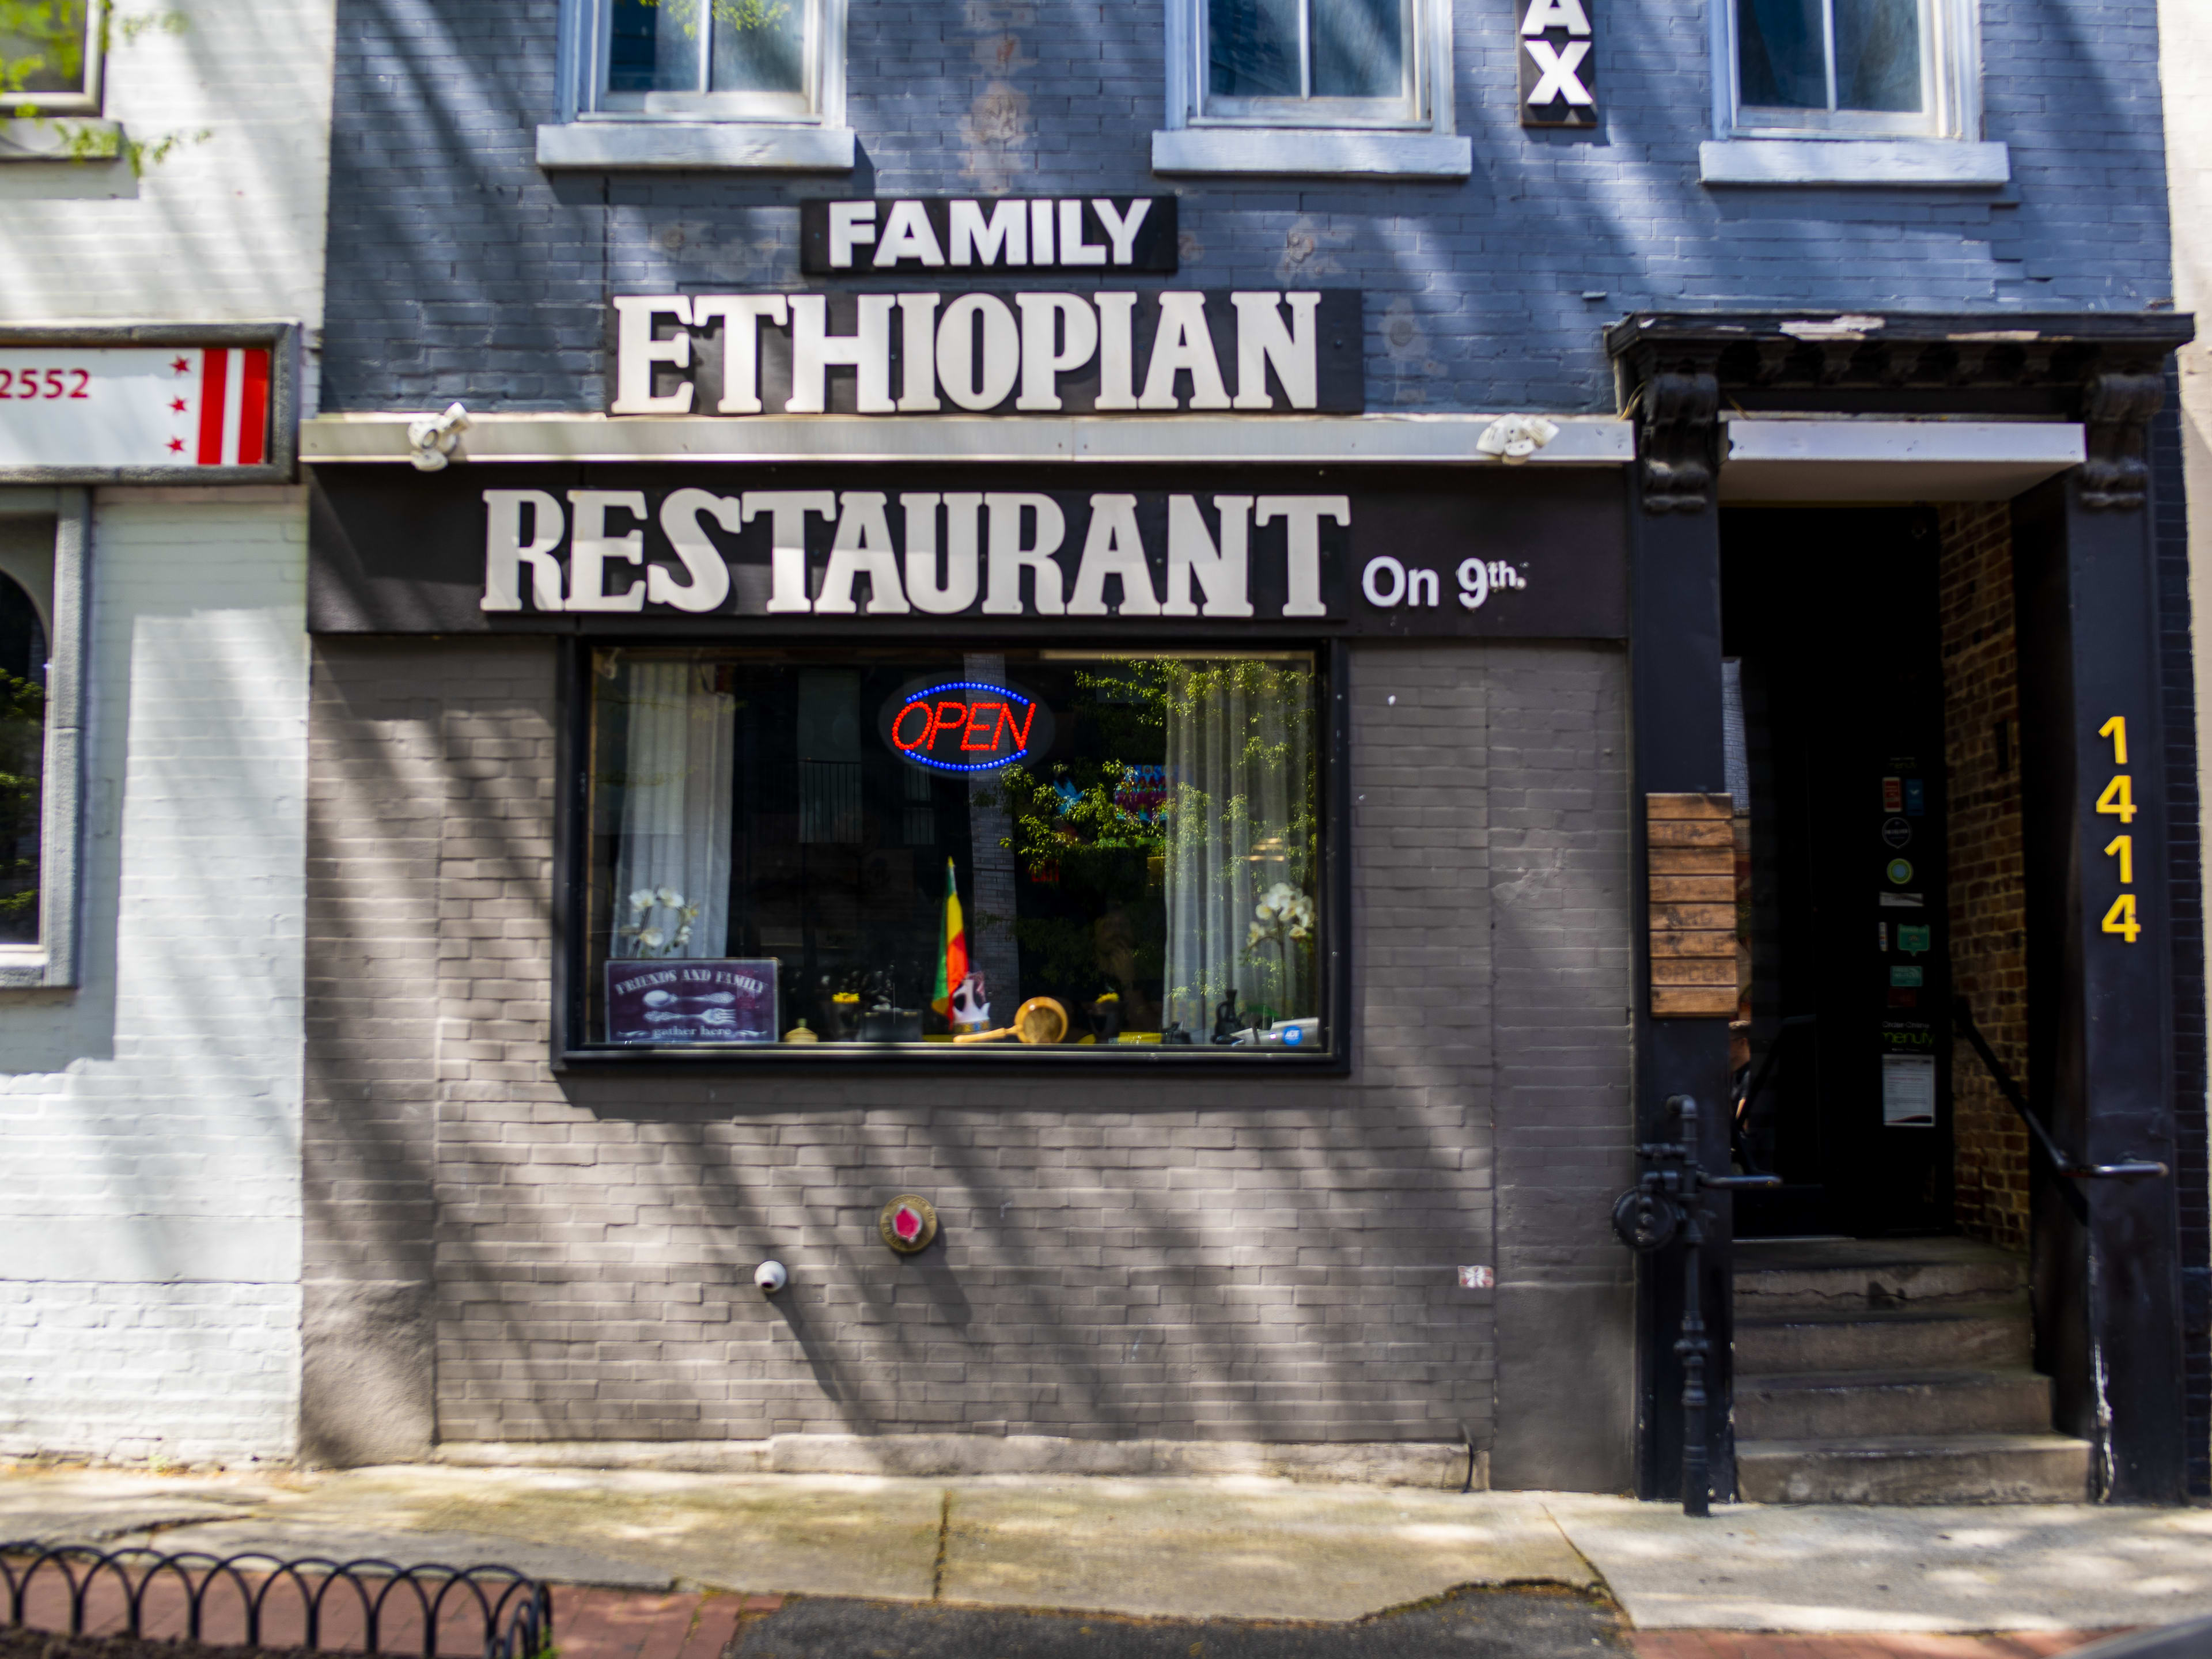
1519;0;1596;128
308;463;1629;641
800;196;1177;275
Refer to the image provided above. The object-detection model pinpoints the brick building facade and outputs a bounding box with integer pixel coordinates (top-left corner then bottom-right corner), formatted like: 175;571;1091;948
0;0;337;1463
0;0;2196;1498
289;0;2207;1500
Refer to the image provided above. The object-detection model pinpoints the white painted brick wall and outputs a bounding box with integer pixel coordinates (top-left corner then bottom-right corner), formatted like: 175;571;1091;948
0;0;338;334
0;491;309;1464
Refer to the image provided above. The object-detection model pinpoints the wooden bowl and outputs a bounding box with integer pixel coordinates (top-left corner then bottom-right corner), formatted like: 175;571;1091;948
1013;996;1069;1044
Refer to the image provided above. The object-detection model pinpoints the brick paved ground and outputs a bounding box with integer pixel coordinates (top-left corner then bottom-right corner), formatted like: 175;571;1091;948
548;1588;782;1659
1631;1633;2118;1659
0;1569;2126;1659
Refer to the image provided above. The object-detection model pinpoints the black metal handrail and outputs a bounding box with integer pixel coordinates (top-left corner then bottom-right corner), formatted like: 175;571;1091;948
1612;1094;1781;1517
1952;995;2168;1181
0;1545;553;1659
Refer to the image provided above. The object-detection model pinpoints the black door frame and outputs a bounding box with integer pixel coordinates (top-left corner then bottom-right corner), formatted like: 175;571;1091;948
1607;312;2195;1503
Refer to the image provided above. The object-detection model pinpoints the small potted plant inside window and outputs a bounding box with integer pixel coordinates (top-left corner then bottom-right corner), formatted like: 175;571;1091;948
1247;882;1319;1048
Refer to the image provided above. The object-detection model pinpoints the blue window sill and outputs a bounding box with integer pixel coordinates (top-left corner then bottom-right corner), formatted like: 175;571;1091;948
536;122;855;172
1152;127;1471;179
1700;138;2010;187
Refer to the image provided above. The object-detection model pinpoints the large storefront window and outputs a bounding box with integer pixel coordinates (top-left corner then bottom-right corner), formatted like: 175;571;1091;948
582;646;1330;1056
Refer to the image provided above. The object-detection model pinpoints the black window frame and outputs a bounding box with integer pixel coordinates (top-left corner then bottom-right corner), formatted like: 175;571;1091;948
551;634;1353;1073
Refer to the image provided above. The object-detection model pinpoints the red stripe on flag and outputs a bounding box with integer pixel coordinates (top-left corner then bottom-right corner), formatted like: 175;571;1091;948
196;349;229;464
235;350;270;465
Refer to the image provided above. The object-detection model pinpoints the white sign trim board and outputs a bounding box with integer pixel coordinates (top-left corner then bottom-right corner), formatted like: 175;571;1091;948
0;327;298;484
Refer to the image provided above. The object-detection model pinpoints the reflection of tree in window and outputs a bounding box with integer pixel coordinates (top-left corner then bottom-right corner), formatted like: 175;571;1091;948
1737;0;1921;114
0;572;47;945
982;658;1319;1038
608;0;804;97
1;0;91;99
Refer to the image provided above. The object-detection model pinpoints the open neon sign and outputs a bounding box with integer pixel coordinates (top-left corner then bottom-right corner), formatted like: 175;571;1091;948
882;680;1053;773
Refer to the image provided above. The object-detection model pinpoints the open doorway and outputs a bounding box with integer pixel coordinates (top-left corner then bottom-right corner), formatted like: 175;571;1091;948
1721;506;1980;1240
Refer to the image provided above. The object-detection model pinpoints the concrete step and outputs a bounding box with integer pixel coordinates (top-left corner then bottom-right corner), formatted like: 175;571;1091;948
1734;1237;2028;1316
1734;1301;2032;1375
1735;1368;2055;1441
1737;1432;2092;1505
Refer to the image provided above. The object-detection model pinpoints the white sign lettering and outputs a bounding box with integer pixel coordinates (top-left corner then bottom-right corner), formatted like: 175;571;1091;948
480;488;1349;620
802;196;1176;273
607;290;1361;418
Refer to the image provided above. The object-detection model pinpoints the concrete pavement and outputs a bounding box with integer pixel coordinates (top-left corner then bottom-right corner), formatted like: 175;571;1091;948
1;1463;2205;1636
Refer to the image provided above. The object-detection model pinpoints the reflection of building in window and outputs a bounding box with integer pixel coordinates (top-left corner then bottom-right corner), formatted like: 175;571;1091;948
1203;0;1421;121
582;648;1325;1051
0;571;47;946
796;669;862;844
1729;0;1963;137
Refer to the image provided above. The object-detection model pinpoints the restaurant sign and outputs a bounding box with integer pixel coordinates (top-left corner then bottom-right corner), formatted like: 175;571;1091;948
308;464;1630;641
609;290;1361;416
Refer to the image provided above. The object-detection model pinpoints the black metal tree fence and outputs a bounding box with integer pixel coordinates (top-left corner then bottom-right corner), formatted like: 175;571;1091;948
0;1546;553;1659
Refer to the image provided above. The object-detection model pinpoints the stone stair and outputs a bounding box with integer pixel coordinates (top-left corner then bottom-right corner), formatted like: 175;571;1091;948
1732;1237;2092;1503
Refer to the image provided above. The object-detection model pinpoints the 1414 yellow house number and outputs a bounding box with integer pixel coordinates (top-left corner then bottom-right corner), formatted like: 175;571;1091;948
2097;715;2141;944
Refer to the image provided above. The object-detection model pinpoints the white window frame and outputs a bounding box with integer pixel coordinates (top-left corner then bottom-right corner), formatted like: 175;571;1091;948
0;489;89;993
1154;0;1467;177
1717;0;1978;142
0;0;102;116
584;0;830;124
540;0;852;171
1192;0;1427;130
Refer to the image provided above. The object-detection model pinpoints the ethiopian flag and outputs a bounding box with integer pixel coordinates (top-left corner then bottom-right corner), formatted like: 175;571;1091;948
931;858;968;1017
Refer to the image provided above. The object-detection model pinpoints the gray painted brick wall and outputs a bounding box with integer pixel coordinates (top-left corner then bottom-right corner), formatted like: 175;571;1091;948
320;0;2177;415
305;639;1630;1474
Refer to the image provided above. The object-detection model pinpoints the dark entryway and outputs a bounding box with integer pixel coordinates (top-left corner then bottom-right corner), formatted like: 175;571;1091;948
1721;506;1954;1239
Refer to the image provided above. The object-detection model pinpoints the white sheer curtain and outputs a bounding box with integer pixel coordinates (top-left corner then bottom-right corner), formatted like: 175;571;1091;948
1163;661;1314;1036
612;658;734;958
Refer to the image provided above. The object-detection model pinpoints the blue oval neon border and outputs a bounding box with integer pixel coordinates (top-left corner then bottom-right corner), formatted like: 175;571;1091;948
895;681;1041;773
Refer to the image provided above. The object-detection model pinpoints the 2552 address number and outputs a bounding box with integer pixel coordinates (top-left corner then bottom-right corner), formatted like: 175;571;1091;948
0;368;91;400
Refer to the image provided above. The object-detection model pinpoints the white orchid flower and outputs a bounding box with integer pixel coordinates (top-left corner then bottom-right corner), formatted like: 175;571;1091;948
628;889;654;911
1248;922;1267;948
656;887;684;909
1255;901;1277;923
638;927;665;951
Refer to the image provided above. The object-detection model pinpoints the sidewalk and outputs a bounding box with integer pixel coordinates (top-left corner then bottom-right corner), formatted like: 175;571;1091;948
3;1464;2202;1654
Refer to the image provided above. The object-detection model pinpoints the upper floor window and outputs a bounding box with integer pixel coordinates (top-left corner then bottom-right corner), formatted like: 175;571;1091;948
0;0;101;115
1726;0;1970;138
542;0;852;169
600;0;815;119
1200;0;1426;126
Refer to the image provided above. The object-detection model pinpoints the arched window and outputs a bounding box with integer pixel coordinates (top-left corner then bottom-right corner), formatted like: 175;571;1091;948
0;570;47;946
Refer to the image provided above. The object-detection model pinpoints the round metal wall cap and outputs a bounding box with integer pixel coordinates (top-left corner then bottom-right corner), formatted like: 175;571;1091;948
879;1195;938;1253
